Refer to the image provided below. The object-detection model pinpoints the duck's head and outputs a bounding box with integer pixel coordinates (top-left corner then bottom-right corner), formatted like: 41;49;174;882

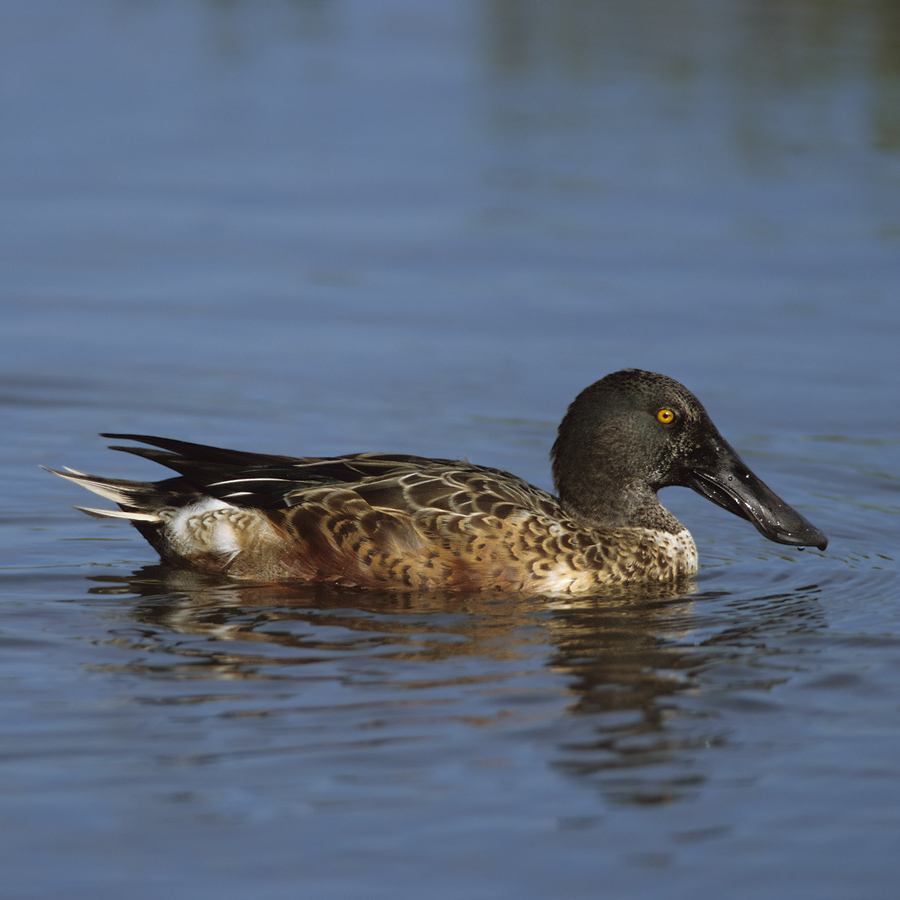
551;369;827;550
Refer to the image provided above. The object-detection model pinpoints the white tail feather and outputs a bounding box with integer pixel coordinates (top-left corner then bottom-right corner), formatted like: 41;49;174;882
73;505;161;522
44;467;141;507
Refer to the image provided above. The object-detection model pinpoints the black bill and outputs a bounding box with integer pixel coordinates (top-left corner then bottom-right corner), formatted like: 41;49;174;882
685;437;827;550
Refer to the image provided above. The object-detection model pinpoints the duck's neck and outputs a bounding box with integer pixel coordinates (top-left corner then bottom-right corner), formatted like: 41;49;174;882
551;442;683;535
557;475;682;534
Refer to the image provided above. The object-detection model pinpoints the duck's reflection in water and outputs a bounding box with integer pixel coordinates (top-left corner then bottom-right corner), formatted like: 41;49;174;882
88;568;808;805
88;566;700;675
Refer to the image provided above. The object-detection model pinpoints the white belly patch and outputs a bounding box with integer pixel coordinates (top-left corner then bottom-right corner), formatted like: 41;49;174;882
162;498;244;557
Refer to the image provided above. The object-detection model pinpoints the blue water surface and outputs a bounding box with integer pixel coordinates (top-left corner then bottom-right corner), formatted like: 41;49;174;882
2;2;899;898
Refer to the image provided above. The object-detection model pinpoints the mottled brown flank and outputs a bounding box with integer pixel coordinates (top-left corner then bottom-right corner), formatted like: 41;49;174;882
159;477;698;593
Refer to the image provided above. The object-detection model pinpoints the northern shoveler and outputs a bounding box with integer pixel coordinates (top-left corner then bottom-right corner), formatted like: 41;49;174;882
46;369;827;594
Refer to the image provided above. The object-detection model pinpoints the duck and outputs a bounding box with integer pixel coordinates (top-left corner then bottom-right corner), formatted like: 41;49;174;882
46;369;827;594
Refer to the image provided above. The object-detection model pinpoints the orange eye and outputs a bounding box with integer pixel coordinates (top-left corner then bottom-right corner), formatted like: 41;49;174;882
656;408;675;425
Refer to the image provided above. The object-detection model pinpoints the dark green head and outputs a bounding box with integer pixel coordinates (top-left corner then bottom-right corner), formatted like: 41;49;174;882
551;369;827;550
